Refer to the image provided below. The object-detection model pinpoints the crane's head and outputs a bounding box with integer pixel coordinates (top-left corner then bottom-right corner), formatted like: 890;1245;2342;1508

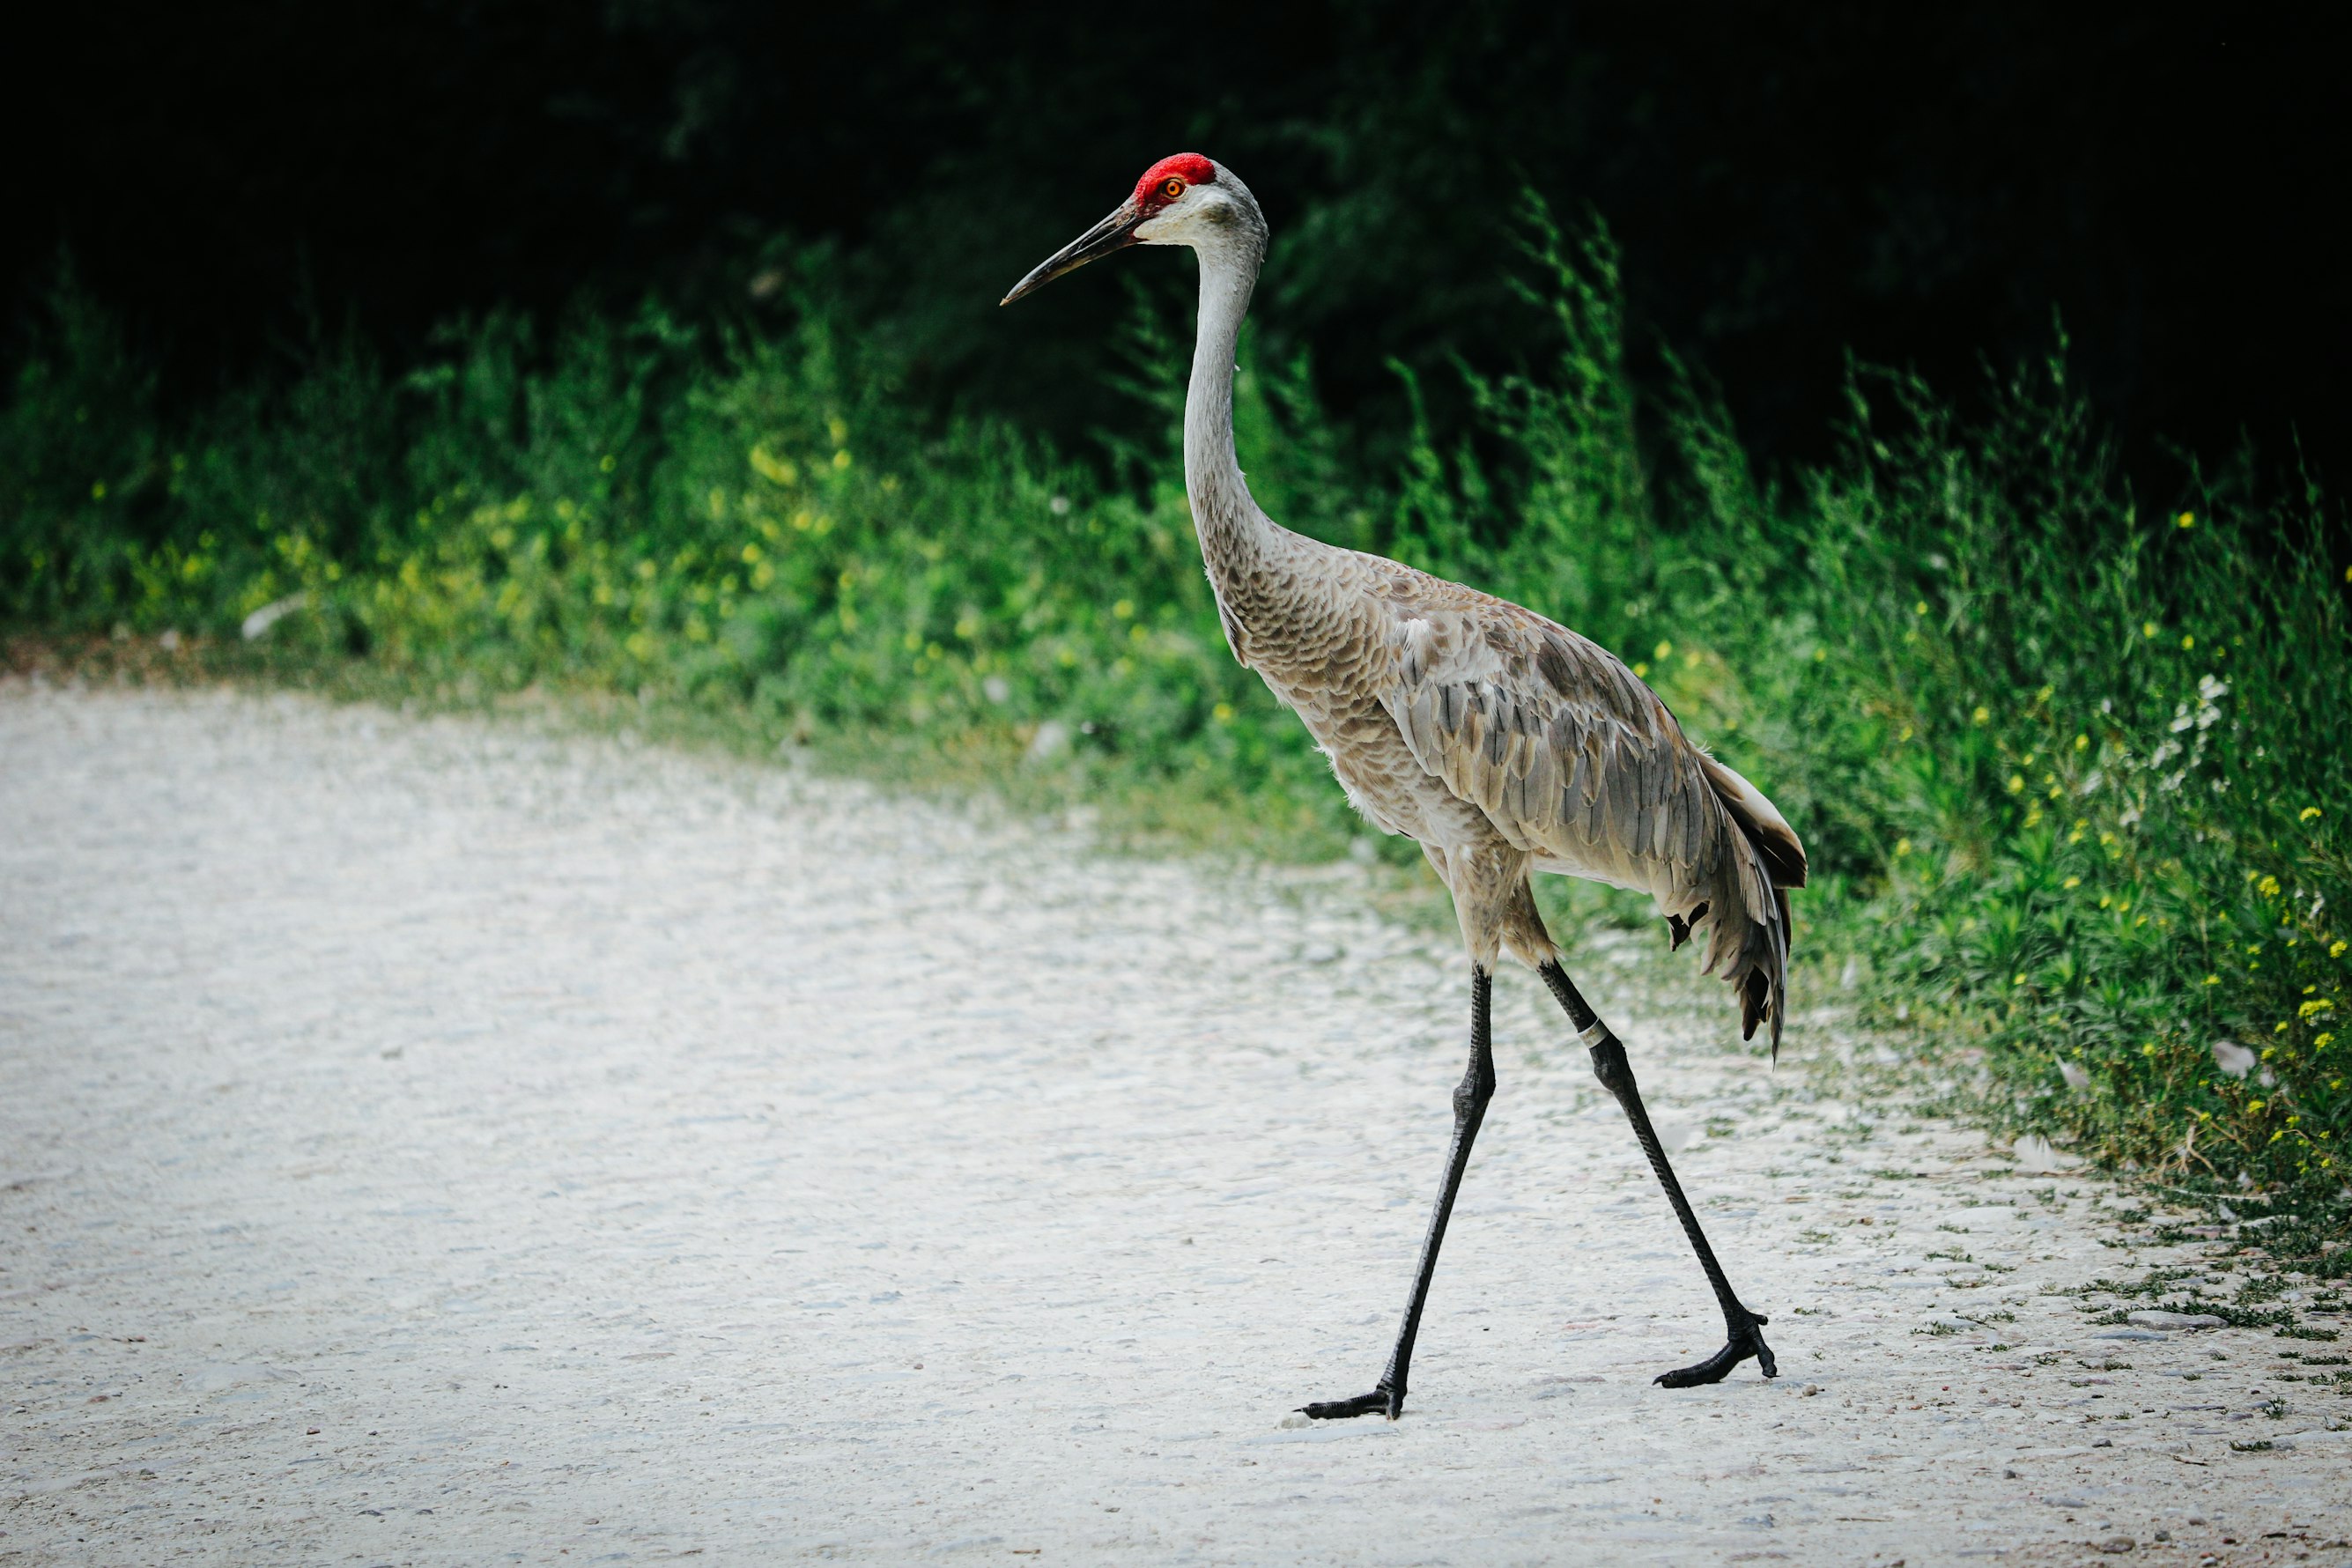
1001;153;1255;306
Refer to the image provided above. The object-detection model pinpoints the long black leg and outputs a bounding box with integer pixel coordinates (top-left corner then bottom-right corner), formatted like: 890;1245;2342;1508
1540;961;1777;1387
1301;965;1496;1420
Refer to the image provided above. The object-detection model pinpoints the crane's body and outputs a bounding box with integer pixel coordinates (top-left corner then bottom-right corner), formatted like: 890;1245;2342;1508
1006;154;1801;1419
1201;531;1796;1017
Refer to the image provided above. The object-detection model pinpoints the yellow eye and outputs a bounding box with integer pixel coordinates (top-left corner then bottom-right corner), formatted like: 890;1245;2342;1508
1158;177;1185;200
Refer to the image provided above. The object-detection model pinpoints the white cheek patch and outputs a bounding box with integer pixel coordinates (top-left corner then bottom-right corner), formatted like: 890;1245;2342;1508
1135;189;1228;247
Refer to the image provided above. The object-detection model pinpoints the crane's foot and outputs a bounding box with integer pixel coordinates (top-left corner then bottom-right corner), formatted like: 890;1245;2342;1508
1298;1382;1403;1421
1654;1311;1777;1388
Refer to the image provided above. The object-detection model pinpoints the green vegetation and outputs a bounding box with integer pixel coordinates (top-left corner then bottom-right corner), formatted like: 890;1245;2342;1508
4;223;2347;1253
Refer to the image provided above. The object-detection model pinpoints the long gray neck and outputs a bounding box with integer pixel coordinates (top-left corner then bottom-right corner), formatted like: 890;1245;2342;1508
1184;227;1276;581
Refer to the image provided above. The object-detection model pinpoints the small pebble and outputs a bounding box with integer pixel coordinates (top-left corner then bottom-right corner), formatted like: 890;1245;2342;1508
2127;1310;2226;1331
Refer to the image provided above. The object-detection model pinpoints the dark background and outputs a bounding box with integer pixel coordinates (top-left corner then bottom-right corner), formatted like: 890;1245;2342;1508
11;1;2345;493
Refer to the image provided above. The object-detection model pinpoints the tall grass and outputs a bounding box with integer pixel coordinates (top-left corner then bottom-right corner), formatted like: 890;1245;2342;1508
4;226;2346;1242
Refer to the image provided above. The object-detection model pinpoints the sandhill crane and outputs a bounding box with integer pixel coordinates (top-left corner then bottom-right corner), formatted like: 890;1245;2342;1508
1003;153;1806;1420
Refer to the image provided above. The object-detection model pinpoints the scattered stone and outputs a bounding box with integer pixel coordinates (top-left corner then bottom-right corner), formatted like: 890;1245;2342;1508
1023;719;1071;762
2011;1134;2077;1173
2096;1537;2135;1554
2127;1310;2226;1331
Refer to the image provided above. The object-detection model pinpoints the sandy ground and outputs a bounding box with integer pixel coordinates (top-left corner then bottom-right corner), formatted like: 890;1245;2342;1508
2;682;2348;1568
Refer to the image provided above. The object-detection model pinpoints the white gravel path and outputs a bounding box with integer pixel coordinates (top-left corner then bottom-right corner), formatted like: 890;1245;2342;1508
4;682;2348;1567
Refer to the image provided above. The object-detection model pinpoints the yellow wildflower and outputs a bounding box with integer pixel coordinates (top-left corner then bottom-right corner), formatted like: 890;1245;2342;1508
2178;511;2194;529
748;446;798;486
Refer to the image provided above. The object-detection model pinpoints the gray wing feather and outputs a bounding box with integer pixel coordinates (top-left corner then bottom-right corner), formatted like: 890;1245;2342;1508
1372;590;1805;1051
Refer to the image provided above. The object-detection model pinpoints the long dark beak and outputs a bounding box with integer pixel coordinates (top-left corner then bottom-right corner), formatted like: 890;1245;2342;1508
1000;200;1144;306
